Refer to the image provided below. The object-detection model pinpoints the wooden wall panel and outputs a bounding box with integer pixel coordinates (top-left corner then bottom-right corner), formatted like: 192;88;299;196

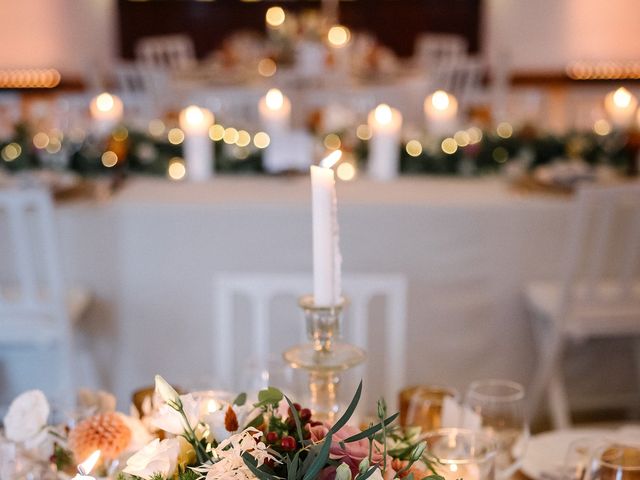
117;0;481;59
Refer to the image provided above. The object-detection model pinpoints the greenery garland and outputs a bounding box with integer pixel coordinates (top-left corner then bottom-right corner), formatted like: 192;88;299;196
1;122;637;179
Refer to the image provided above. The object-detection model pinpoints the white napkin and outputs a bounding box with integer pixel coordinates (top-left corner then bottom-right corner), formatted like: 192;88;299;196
441;396;482;430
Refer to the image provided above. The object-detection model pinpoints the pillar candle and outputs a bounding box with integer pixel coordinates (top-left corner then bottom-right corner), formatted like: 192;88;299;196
424;90;458;137
90;92;123;137
605;87;638;128
259;88;291;135
367;104;402;181
179;105;214;182
310;150;342;306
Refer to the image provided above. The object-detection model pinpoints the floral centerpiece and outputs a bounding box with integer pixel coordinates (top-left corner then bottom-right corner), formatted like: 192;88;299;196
0;376;443;480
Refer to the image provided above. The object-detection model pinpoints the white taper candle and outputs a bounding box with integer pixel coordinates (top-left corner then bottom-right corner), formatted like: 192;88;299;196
310;150;342;306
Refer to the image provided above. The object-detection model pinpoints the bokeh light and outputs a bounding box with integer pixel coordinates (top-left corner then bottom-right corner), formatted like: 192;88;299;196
405;140;423;157
253;131;270;149
101;151;118;167
441;137;458;154
209;124;225;141
168;158;186;180
266;6;286;27
258;58;277;77
327;25;351;47
168;128;185;145
337;162;356;181
323;133;341;150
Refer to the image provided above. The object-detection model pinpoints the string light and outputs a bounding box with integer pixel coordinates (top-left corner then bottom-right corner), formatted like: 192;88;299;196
405;140;423;157
258;58;277;77
356;124;372;140
453;130;470;147
101;151;118;167
441;138;457;154
496;122;513;139
327;25;351;47
1;143;21;162
167;158;186;180
567;60;640;80
236;130;251;147
0;68;61;88
266;6;286;27
209;124;225;141
167;128;185;145
337;162;356;181
323;133;341;150
253;131;270;149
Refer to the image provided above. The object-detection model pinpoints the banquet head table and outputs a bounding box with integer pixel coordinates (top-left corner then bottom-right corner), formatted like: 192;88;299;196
5;175;633;410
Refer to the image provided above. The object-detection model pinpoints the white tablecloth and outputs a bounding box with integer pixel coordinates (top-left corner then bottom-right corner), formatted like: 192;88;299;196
3;176;635;411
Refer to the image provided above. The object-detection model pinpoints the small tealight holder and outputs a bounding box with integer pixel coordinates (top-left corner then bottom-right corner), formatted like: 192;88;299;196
399;385;460;431
283;295;365;422
424;428;497;480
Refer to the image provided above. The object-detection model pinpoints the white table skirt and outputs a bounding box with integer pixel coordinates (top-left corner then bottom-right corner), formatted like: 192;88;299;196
4;176;634;412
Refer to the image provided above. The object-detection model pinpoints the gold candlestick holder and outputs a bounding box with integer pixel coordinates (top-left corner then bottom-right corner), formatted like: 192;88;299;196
283;295;366;422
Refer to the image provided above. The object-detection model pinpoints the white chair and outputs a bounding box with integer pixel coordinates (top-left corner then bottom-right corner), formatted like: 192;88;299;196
113;61;170;124
213;273;408;410
429;57;486;111
135;34;196;71
0;189;92;407
525;184;640;428
414;34;468;70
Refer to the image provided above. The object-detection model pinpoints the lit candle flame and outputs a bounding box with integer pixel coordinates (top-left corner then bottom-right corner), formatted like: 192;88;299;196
431;90;451;110
265;88;284;110
320;150;342;169
184;105;205;125
95;93;115;112
78;450;101;475
374;104;393;125
613;87;632;108
207;399;220;413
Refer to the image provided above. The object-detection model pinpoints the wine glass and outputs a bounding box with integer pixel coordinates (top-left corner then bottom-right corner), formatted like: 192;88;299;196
585;444;640;480
464;379;530;480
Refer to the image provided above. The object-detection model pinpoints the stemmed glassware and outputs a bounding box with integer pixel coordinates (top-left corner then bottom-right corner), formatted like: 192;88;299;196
464;379;530;480
584;444;640;480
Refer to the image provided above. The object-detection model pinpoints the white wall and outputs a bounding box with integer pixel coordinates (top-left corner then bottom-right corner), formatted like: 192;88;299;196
0;0;638;78
0;0;117;77
484;0;640;72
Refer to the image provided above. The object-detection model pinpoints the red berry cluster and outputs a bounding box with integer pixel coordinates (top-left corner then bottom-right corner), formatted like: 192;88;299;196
263;403;317;454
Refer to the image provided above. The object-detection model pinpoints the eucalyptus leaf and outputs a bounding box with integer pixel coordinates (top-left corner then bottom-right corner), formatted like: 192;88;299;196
284;395;305;445
233;392;247;406
242;452;284;480
302;432;333;480
328;381;362;435
343;412;399;443
288;451;301;480
355;466;379;480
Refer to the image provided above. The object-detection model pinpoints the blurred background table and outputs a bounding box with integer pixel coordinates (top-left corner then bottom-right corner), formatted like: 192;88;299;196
1;175;619;411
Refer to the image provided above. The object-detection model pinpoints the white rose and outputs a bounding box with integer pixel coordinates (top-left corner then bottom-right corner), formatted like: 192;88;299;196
3;390;49;443
123;438;180;480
